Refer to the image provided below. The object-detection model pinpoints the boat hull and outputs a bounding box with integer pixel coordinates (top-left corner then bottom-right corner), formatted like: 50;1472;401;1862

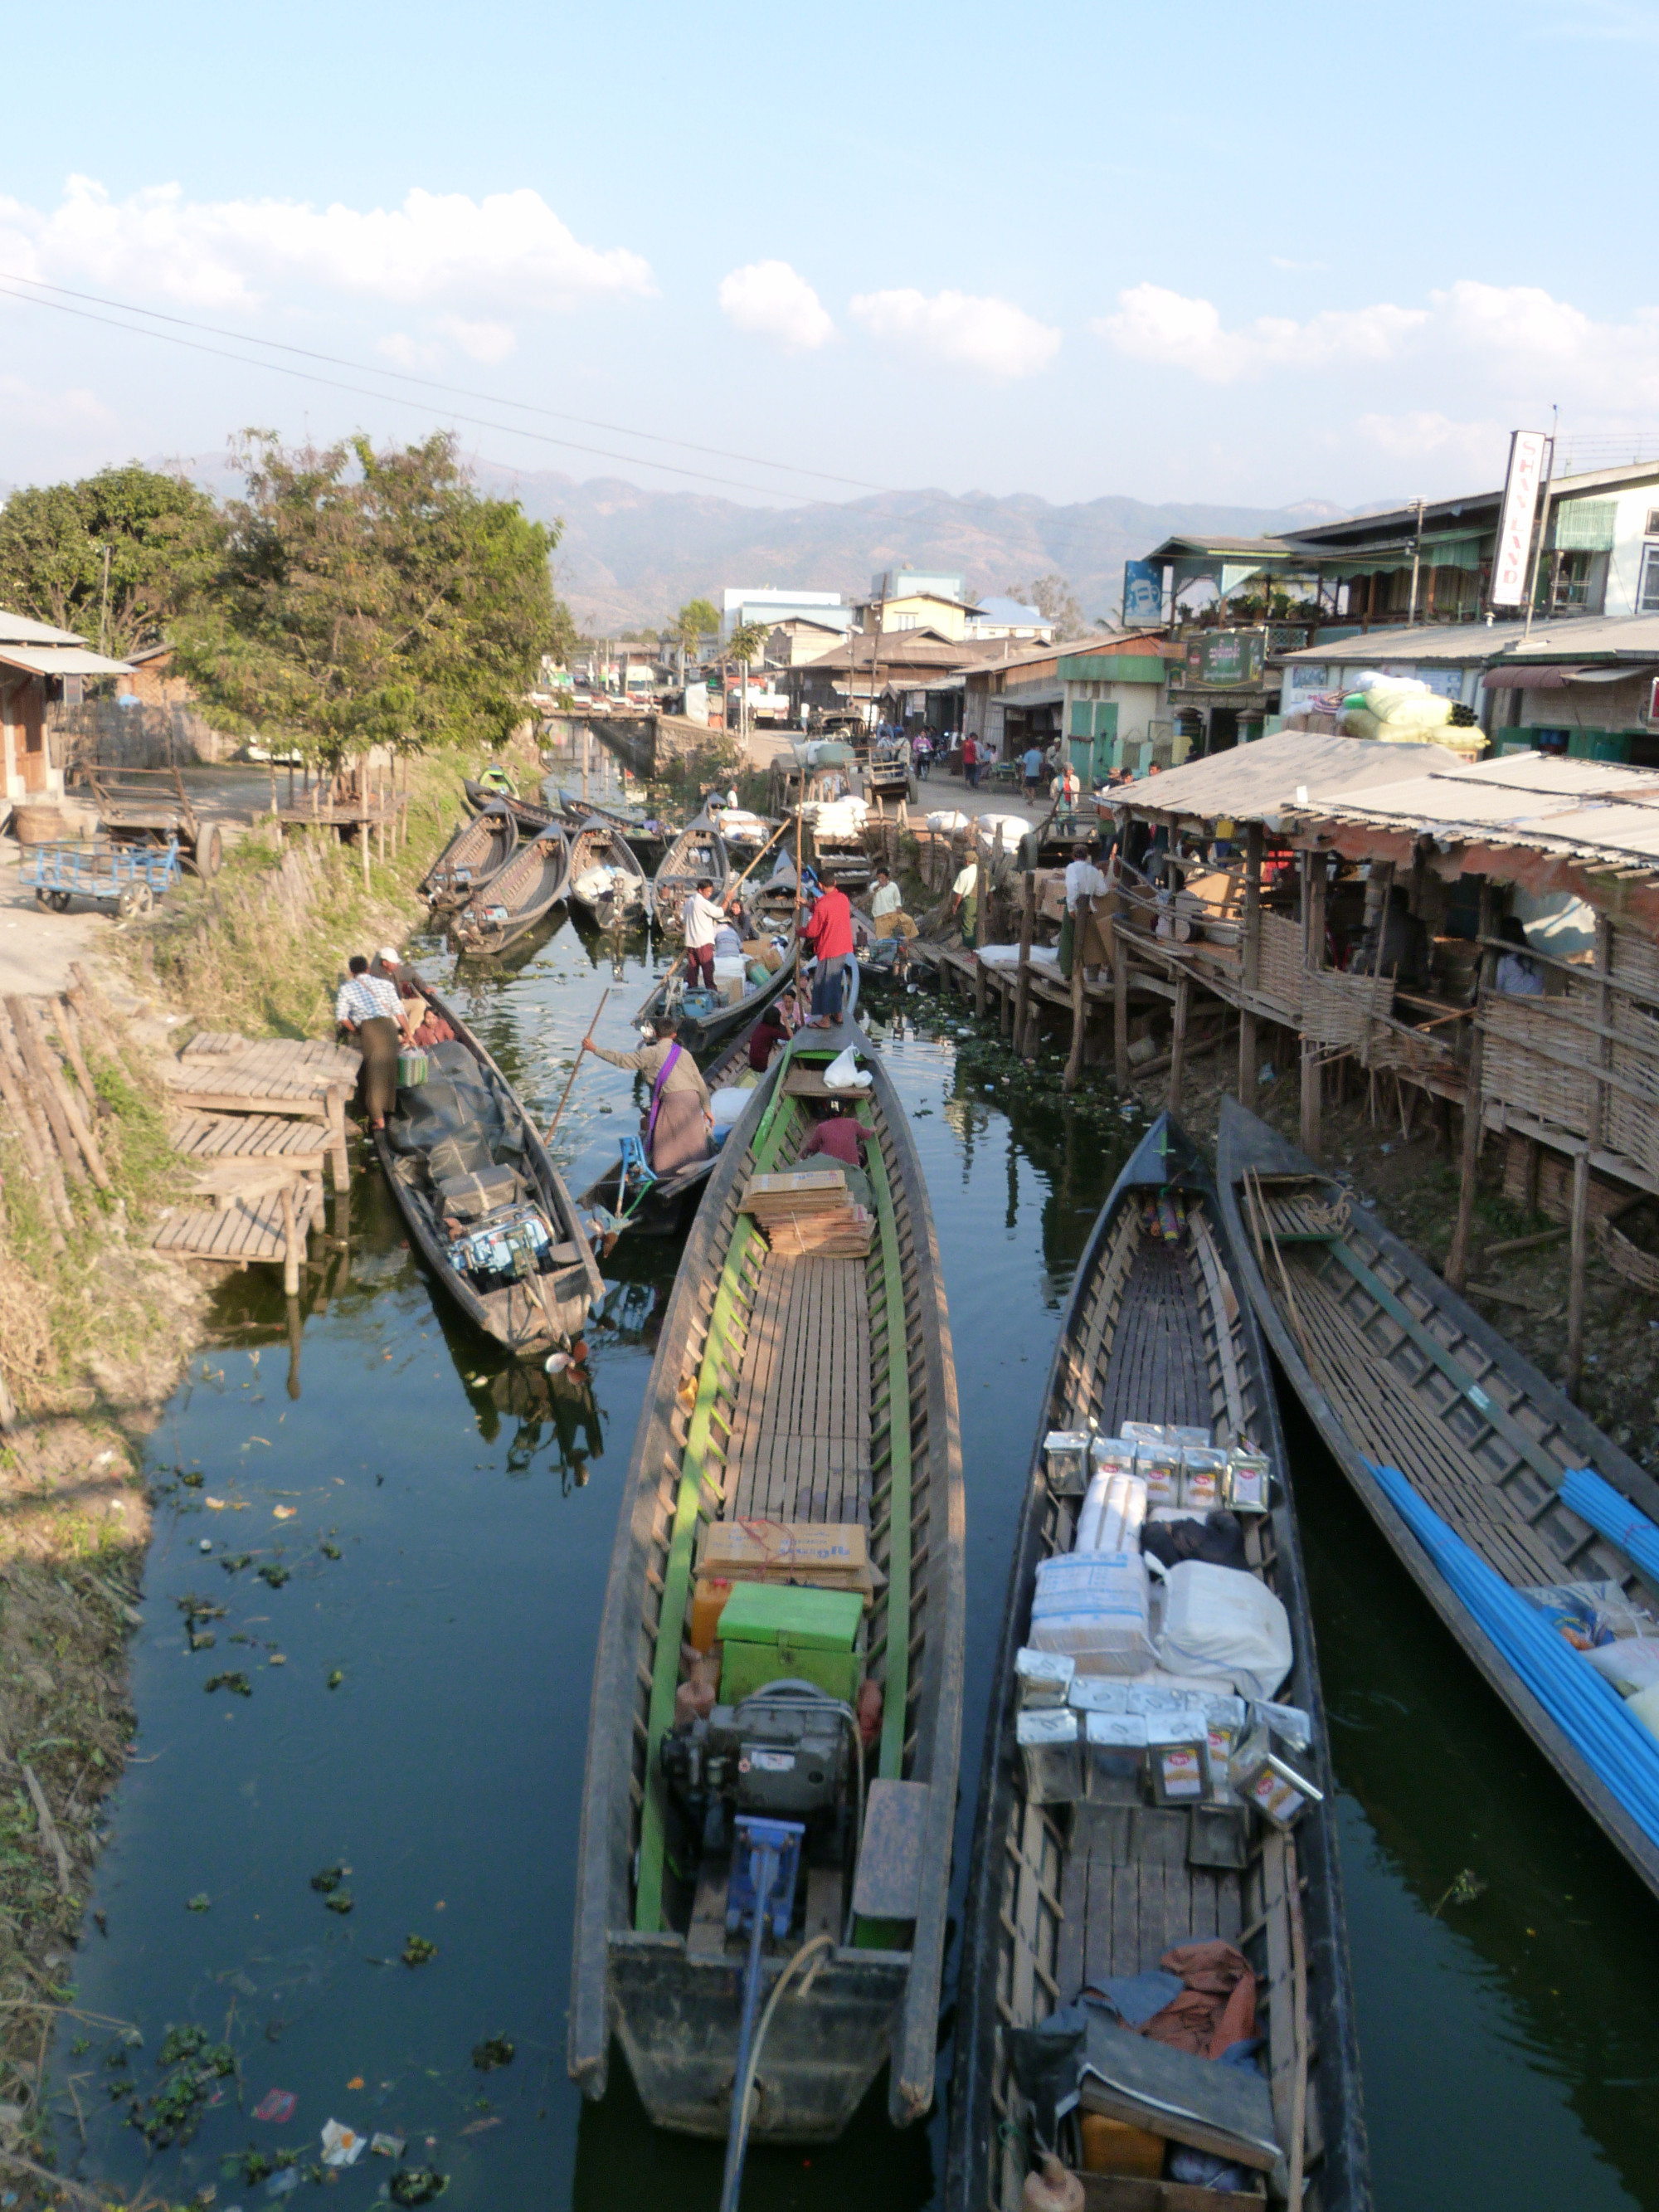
604;1934;909;2140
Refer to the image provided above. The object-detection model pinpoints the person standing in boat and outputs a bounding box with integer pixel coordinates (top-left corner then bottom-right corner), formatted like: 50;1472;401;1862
800;878;854;1028
334;954;412;1133
584;1016;712;1177
681;876;725;990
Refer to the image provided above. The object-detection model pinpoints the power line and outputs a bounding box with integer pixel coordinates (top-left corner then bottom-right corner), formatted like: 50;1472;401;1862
0;270;893;497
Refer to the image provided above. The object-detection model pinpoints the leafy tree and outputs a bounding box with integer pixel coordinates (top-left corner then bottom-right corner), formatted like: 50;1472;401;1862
547;597;580;669
674;598;720;655
1009;573;1087;640
725;619;769;737
0;464;221;657
177;431;559;769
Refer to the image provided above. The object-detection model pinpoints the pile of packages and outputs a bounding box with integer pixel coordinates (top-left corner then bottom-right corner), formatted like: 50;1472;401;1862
801;795;868;842
1528;1578;1659;1737
740;1167;873;1258
1289;671;1485;760
1014;1421;1321;1834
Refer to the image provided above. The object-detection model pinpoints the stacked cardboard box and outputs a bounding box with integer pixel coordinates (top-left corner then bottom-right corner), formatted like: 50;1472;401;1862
739;1168;873;1258
690;1519;881;1652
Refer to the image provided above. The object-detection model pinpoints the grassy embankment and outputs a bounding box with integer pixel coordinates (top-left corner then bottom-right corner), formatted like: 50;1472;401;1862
0;755;469;2197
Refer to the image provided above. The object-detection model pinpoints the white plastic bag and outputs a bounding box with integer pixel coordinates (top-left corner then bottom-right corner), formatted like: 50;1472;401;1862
708;1086;752;1129
1155;1561;1292;1701
823;1045;871;1091
1585;1638;1659;1698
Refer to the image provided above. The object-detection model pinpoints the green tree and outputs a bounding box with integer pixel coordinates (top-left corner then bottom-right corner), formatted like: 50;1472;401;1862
674;598;720;656
725;618;769;738
0;463;221;657
177;431;558;769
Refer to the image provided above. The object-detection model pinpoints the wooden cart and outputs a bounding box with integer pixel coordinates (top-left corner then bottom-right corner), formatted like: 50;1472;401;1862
72;764;223;878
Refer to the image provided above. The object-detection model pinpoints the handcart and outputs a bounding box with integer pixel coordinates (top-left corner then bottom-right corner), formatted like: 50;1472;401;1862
68;764;223;877
25;837;182;918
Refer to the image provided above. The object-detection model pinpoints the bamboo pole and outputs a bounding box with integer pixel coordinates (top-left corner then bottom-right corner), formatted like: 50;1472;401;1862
1298;852;1326;1162
973;831;992;1020
1013;870;1036;1055
1566;1143;1591;1403
551;989;612;1146
1239;821;1262;1099
51;996;96;1107
1445;880;1496;1292
1063;933;1087;1094
12;998;107;1191
1;1001;85;1186
0;1042;64;1247
1167;972;1190;1117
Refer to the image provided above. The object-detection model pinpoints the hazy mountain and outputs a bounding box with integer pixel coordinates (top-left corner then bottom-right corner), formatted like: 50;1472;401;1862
470;469;1356;633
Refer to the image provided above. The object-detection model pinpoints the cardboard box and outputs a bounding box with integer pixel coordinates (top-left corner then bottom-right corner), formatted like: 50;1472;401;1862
697;1520;880;1604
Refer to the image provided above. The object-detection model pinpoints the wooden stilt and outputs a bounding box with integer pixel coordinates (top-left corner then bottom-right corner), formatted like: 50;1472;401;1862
1239;822;1262;1100
1566;1143;1591;1403
1010;870;1035;1047
1445;880;1496;1291
1167;972;1190;1116
1112;875;1131;1090
972;839;990;1021
280;1180;301;1298
1298;851;1326;1161
1063;937;1087;1094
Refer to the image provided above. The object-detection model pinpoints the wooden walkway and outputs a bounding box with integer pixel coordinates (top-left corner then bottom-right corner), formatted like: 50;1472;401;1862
163;1035;358;1188
726;1253;873;1524
169;1108;329;1172
151;1175;324;1293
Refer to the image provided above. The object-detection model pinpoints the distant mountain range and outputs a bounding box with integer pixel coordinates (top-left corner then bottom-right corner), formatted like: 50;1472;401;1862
468;469;1356;634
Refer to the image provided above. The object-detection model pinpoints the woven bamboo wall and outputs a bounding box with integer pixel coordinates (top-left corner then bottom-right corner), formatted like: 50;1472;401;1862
1256;913;1304;1020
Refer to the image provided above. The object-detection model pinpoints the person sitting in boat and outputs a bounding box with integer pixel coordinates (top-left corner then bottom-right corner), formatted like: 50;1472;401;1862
478;762;518;798
372;943;456;1047
800;879;854;1029
334;955;412;1133
748;1002;792;1072
713;912;746;962
682;877;726;989
868;865;917;941
799;1102;874;1211
584;1016;712;1177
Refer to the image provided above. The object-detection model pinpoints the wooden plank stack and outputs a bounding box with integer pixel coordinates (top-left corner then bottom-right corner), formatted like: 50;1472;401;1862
739;1167;873;1258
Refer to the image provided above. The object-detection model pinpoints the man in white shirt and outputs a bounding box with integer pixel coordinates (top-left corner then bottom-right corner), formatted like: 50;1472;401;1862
681;877;726;988
951;858;980;945
869;865;917;941
1062;843;1109;982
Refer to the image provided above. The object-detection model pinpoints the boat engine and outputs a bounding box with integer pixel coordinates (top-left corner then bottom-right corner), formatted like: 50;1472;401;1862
660;1686;849;1824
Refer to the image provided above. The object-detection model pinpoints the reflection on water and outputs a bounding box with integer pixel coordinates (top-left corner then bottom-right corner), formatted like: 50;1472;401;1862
46;834;1659;2212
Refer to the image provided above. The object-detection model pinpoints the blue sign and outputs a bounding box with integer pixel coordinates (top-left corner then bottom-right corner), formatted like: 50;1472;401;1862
1122;559;1162;626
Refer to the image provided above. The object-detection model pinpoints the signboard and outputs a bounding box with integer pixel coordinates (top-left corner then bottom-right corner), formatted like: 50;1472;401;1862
1183;631;1266;689
1283;663;1331;699
1491;430;1550;607
1122;559;1163;626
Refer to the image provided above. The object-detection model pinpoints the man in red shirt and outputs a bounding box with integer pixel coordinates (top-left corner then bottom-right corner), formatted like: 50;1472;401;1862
962;733;980;789
800;882;854;1028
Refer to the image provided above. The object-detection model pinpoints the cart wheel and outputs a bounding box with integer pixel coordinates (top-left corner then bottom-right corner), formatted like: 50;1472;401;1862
50;889;72;914
34;888;48;906
117;884;153;921
187;826;224;879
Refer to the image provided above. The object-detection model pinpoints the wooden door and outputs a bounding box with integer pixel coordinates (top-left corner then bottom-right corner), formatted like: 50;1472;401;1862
18;680;46;792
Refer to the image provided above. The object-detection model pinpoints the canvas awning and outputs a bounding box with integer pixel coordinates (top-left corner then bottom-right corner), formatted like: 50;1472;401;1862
0;645;136;677
1481;663;1659;690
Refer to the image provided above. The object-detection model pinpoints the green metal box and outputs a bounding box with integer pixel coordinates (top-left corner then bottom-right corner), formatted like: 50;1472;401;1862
718;1582;863;1707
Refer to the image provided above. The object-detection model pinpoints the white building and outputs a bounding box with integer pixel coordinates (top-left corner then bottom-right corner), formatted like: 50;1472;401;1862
721;587;851;644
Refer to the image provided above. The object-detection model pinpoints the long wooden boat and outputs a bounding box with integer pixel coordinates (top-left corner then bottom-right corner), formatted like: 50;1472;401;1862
462;775;563;836
570;1019;965;2141
567;821;649;926
454;825;572;956
632;929;801;1055
372;981;603;1353
949;1114;1367;2212
654;815;732;928
1217;1094;1659;1903
559;788;672;867
418;800;516;912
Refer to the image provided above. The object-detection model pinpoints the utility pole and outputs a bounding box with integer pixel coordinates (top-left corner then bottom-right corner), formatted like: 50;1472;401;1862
1406;500;1425;624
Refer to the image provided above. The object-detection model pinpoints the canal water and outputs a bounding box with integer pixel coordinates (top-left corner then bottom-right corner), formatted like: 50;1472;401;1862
50;840;1659;2209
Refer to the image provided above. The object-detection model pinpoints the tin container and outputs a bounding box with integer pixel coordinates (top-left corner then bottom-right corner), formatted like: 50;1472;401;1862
1014;1647;1075;1709
1146;1713;1209;1805
1135;1441;1182;1508
1120;1421;1168;1445
1169;1425;1212;1450
1017;1708;1082;1805
1180;1447;1229;1512
1226;1449;1272;1513
1252;1698;1312;1753
1090;1435;1137;1480
1084;1711;1149;1801
1044;1430;1092;1498
1068;1675;1139;1714
1232;1727;1323;1830
1199;1693;1248;1805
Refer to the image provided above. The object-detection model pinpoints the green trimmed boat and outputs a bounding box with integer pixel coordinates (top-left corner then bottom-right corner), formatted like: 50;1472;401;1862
567;1020;964;2141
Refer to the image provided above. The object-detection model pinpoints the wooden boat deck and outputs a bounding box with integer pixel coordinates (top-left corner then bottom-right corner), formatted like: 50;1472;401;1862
726;1252;873;1524
169;1108;329;1168
163;1035;356;1188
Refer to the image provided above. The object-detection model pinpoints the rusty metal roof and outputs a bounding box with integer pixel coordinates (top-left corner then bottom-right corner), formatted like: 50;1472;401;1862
1297;753;1659;874
1104;727;1464;824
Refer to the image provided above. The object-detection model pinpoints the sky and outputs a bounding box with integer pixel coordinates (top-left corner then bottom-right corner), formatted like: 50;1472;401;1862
2;0;1657;517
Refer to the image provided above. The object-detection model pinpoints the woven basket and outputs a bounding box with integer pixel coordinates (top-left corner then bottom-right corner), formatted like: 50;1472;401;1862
12;805;65;845
1597;1199;1659;1294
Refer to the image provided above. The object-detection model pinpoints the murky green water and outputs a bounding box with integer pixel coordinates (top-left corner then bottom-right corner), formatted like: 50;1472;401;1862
48;789;1659;2210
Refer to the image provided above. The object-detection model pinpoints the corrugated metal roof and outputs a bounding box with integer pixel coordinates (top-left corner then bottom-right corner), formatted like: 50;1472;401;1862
1298;754;1659;872
0;645;137;676
1104;727;1463;823
0;608;87;647
1278;621;1530;666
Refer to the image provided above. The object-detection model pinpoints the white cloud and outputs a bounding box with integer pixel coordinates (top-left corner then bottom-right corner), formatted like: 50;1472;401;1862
435;314;517;364
1355;411;1504;470
0;176;654;314
0;373;116;434
1093;282;1424;382
718;261;834;350
377;332;442;370
849;288;1060;379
